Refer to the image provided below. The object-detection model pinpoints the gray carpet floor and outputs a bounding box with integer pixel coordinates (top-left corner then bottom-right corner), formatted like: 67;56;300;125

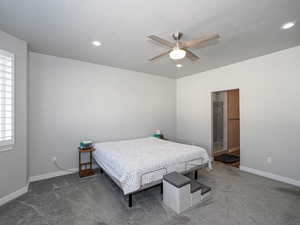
1;162;300;225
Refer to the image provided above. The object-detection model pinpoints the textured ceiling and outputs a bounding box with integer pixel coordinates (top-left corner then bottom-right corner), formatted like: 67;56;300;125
0;0;300;78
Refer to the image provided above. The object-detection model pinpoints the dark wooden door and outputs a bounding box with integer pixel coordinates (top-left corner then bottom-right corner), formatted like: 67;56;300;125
227;89;240;151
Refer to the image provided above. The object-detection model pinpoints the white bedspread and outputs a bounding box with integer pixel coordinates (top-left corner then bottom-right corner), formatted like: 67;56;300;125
93;137;209;194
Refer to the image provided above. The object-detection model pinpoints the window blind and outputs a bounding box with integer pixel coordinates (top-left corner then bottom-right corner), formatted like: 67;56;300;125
0;49;14;148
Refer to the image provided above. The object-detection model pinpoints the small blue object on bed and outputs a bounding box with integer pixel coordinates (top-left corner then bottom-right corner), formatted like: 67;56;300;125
153;129;163;139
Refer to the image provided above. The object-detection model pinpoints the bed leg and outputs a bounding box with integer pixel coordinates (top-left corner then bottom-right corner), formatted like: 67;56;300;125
128;194;133;208
194;170;198;180
160;183;163;194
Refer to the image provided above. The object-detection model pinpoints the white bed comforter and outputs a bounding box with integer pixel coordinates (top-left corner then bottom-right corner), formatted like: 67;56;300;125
93;137;209;194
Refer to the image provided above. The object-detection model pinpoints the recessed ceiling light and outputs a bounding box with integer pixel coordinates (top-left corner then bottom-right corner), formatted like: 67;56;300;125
92;41;101;46
281;22;295;30
176;64;182;68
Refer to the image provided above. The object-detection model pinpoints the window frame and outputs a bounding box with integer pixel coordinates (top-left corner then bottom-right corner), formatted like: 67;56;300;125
0;49;15;152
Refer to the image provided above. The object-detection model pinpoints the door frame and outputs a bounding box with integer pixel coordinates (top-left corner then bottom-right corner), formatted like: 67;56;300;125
210;88;240;160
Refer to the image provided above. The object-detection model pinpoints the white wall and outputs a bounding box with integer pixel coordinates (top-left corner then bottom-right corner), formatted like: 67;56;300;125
0;30;28;198
177;46;300;182
29;52;176;177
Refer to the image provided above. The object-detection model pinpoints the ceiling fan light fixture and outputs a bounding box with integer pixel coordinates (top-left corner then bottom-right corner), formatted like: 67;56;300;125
148;32;218;62
169;47;186;60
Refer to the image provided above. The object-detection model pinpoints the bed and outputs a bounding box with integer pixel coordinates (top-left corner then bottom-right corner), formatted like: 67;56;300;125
93;137;210;207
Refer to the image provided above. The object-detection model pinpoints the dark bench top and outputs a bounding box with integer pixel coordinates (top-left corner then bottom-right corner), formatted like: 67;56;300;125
163;172;191;188
190;180;211;194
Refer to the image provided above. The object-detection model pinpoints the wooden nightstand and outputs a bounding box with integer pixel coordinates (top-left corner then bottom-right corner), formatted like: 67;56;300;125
78;147;95;178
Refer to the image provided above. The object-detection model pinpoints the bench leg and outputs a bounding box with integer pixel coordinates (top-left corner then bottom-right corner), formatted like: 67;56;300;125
194;170;198;180
128;194;133;208
100;168;103;174
160;183;163;194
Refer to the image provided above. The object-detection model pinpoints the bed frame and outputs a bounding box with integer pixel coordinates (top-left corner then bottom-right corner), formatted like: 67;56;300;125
95;157;209;207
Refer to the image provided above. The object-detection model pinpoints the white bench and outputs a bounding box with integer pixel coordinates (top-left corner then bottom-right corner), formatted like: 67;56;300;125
163;172;211;213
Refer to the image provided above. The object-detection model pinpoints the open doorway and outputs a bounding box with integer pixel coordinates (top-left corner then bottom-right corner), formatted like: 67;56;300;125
212;89;240;168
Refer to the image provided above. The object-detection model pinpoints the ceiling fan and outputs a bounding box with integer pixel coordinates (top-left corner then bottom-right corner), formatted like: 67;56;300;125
147;32;220;62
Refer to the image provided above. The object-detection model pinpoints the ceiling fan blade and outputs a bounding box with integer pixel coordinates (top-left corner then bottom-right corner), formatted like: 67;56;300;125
147;35;175;48
185;50;200;61
182;33;220;48
149;50;172;61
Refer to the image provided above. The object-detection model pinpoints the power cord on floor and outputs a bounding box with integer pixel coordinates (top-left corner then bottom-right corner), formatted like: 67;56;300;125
53;158;76;172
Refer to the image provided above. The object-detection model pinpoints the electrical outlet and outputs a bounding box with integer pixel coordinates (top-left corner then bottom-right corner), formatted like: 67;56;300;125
52;157;57;163
267;157;272;164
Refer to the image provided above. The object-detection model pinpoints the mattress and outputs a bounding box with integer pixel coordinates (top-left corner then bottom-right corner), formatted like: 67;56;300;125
93;137;210;194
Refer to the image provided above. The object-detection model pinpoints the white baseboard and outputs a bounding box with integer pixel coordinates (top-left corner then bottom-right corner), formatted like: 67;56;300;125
29;168;78;182
0;185;28;206
240;166;300;187
0;168;80;207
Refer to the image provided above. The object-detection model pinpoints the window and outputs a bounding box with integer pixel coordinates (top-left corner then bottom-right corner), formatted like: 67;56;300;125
0;49;14;150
